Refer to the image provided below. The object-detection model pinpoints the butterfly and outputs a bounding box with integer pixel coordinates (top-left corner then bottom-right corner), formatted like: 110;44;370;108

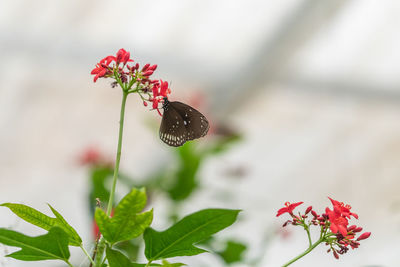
159;97;209;147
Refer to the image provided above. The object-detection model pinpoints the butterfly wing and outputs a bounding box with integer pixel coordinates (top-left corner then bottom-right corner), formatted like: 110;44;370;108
169;101;209;141
159;106;188;147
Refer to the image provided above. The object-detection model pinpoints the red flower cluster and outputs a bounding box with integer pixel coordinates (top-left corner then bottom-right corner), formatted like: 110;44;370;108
277;198;371;260
91;48;171;115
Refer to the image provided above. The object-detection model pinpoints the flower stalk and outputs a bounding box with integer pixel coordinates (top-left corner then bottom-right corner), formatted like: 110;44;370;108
282;237;324;267
90;48;172;266
107;90;128;216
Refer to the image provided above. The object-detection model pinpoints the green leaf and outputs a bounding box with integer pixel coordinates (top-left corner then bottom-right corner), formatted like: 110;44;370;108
106;248;163;267
167;142;202;201
48;204;82;246
1;203;82;246
161;260;186;266
113;239;141;262
144;209;240;261
0;227;70;262
0;203;54;231
217;240;247;264
95;188;153;245
106;247;134;267
89;166;113;214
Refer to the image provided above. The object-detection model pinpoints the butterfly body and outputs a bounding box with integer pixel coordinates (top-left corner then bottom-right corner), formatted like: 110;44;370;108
159;98;209;147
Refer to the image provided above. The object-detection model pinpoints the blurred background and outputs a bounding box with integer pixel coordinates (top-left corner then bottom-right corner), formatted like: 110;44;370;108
0;0;399;266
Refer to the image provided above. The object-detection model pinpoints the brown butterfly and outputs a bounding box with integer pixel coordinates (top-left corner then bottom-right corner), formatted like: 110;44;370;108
159;98;209;147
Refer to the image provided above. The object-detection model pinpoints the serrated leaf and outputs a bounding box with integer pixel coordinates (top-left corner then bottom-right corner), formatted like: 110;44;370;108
95;188;153;245
0;227;70;262
144;209;240;261
1;203;82;246
48;204;82;246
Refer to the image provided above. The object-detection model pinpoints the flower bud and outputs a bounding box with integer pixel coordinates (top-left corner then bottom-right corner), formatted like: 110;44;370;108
148;64;157;71
347;225;357;231
333;250;339;259
142;70;154;77
354;227;363;233
356;232;371;241
305;206;312;214
311;210;318;217
143;101;148;107
142;63;150;71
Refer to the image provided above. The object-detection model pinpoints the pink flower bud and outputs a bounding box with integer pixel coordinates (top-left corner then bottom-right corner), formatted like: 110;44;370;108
142;63;150;71
142;70;154;77
305;206;312;214
354;227;363;233
143;101;148;107
311;210;318;217
348;225;357;231
333;250;339;259
148;64;157;71
356;232;371;241
135;63;139;70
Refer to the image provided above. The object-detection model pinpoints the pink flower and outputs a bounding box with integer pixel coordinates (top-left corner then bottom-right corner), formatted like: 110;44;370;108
276;202;303;217
116;48;133;64
328;197;358;219
326;206;348;236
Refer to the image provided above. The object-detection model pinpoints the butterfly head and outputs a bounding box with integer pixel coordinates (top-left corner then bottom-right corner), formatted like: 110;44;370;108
162;97;169;110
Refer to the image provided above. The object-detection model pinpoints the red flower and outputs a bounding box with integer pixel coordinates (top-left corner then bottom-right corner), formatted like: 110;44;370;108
328;197;358;219
79;147;102;165
326;206;348;236
276;202;303;217
91;56;115;82
115;48;132;64
159;80;170;96
146;80;171;116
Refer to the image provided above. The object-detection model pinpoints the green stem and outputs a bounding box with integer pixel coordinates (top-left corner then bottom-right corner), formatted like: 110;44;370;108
282;238;324;267
94;239;106;266
80;244;96;266
145;261;153;267
65;260;74;267
305;225;312;247
94;91;129;266
107;91;128;216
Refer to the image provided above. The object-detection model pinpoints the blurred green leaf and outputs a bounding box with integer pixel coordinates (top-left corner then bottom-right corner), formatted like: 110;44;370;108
1;203;82;246
167;142;202;201
95;188;153;245
160;260;186;266
89;166;113;211
0;227;70;262
217;240;247;264
204;134;242;156
144;209;240;261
